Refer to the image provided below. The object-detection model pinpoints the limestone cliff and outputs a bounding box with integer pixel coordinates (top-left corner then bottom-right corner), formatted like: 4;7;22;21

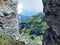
42;0;60;45
0;1;33;45
0;0;20;40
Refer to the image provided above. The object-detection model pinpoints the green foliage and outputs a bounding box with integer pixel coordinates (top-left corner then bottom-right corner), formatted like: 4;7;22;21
40;22;48;33
0;33;25;45
34;36;43;45
19;13;48;45
26;14;42;23
17;41;25;45
20;13;48;35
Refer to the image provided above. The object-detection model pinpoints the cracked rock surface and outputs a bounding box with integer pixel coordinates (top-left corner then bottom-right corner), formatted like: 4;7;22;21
0;0;22;41
42;0;60;45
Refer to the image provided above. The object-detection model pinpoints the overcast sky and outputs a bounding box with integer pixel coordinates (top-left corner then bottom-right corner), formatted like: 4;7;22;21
18;0;43;15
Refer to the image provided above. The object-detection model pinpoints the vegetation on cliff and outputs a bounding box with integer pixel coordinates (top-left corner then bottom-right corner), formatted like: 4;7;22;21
19;13;48;45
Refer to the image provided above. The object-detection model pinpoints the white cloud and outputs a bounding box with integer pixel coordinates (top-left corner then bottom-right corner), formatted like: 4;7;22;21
19;0;43;13
17;2;23;14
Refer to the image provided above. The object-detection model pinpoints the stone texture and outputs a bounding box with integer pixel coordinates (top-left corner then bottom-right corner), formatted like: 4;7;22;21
42;0;60;45
0;0;33;45
0;0;20;40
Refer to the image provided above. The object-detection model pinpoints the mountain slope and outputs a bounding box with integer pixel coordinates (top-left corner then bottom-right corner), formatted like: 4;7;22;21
18;14;30;23
19;13;48;45
20;13;48;36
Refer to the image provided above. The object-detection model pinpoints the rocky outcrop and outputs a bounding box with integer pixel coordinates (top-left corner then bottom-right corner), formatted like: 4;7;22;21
0;0;34;45
42;0;60;45
0;0;21;40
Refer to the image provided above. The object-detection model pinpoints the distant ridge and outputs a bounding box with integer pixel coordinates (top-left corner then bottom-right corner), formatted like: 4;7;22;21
18;14;30;23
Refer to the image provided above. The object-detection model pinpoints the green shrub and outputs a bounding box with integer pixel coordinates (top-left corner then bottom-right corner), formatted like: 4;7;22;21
16;41;25;45
0;33;25;45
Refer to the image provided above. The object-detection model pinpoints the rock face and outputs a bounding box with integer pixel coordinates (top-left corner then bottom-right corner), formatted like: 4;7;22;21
0;0;20;40
42;0;60;45
0;0;32;44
